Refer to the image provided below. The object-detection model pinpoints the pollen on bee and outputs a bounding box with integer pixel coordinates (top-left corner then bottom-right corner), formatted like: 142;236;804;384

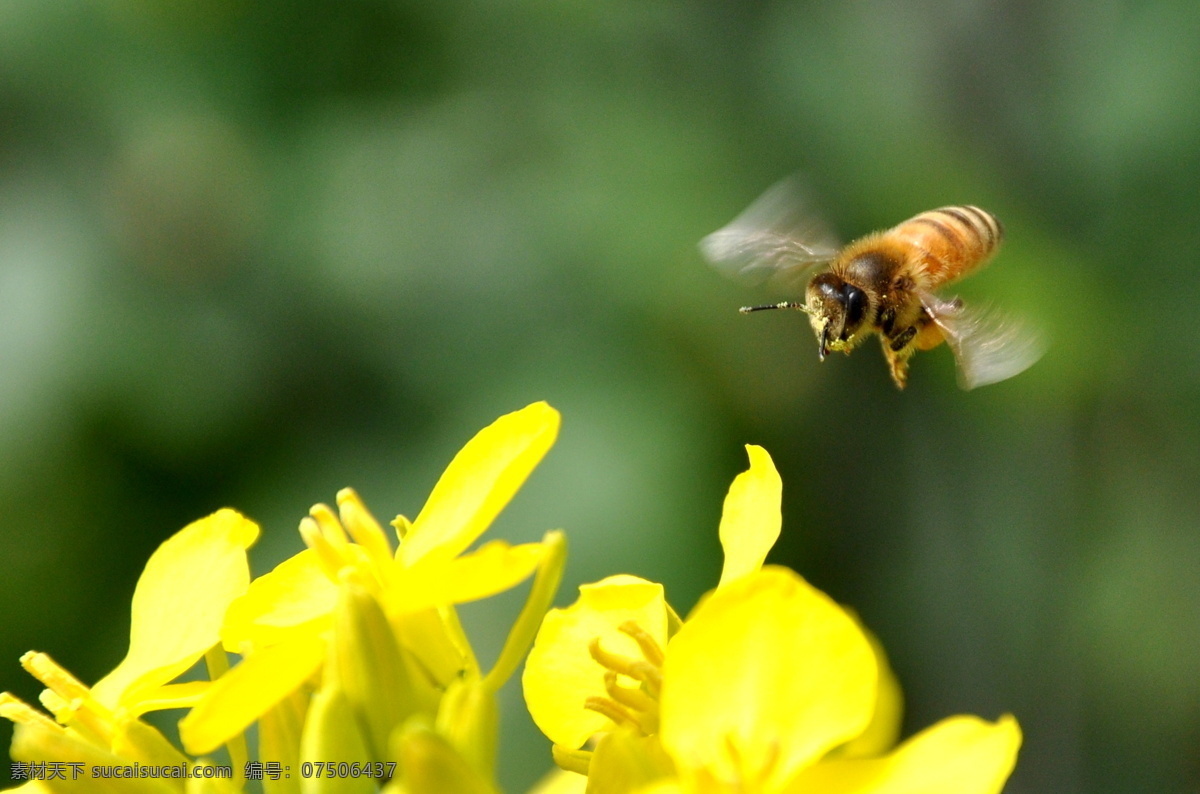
739;302;807;315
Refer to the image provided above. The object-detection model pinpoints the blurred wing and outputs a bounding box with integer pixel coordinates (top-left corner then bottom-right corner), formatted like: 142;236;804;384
920;294;1045;390
699;176;841;288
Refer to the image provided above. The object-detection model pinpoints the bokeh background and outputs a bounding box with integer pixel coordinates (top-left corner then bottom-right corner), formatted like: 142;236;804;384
2;1;1199;791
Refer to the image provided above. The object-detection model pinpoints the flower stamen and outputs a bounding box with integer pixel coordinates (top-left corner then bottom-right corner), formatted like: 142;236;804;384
336;488;394;565
37;691;70;720
19;653;116;743
603;672;660;734
618;620;665;667
583;623;666;739
390;514;412;542
588;639;663;697
299;516;346;580
0;693;58;731
309;503;349;547
584;695;639;729
21;652;88;703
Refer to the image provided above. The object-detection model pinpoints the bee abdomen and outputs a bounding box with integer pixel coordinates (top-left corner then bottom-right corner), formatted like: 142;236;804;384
894;205;1003;287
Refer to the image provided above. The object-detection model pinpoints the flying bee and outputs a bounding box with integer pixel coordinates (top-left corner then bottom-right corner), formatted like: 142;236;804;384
700;177;1043;389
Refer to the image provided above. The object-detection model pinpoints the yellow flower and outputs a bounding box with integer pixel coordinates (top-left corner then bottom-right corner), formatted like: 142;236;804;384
180;402;565;761
522;445;1020;794
3;403;569;794
0;509;259;790
522;445;779;752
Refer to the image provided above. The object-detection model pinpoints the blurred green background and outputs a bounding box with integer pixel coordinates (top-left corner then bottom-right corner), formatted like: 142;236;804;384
2;1;1199;792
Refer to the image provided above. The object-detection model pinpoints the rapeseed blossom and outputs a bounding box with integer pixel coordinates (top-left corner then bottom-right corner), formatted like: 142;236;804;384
0;509;259;791
181;401;564;758
522;445;1020;794
2;403;566;793
3;406;1022;794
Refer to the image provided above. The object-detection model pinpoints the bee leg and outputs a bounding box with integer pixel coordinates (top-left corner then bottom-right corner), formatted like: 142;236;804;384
881;336;914;390
877;308;896;336
885;348;911;389
889;326;917;351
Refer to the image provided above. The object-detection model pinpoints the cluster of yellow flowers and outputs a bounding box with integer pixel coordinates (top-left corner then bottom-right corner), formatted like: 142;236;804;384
0;403;1020;793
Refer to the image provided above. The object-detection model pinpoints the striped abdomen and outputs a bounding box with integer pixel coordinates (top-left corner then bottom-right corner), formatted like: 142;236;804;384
890;205;1003;288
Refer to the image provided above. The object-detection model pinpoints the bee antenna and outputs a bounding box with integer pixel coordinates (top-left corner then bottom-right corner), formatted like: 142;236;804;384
739;302;810;315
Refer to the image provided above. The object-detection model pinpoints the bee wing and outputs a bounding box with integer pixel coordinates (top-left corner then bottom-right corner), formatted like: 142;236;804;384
920;293;1045;390
699;176;841;289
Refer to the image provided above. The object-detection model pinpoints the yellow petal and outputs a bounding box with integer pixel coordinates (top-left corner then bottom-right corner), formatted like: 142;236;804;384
523;575;668;749
484;530;568;691
716;445;782;589
393;608;475;688
393;725;500;794
834;624;903;759
299;685;375;794
436;678;499;779
659;567;876;790
186;774;242;794
259;689;307;794
111;717;191;767
332;583;436;760
586;729;675;794
179;633;325;755
401;402;560;566
123;682;211;717
3;783;55;794
784;714;1021;794
526;769;587;794
10;722;178;793
93;509;259;710
389;541;544;614
221;548;338;651
628;784;684;794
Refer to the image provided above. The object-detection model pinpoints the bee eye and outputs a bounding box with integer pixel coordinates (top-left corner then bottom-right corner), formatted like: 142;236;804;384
843;285;867;331
815;278;841;302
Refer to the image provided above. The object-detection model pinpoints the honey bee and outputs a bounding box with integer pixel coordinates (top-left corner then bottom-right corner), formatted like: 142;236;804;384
700;178;1043;389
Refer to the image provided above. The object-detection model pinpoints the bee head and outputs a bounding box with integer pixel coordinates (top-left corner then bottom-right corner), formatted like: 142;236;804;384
805;273;869;360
